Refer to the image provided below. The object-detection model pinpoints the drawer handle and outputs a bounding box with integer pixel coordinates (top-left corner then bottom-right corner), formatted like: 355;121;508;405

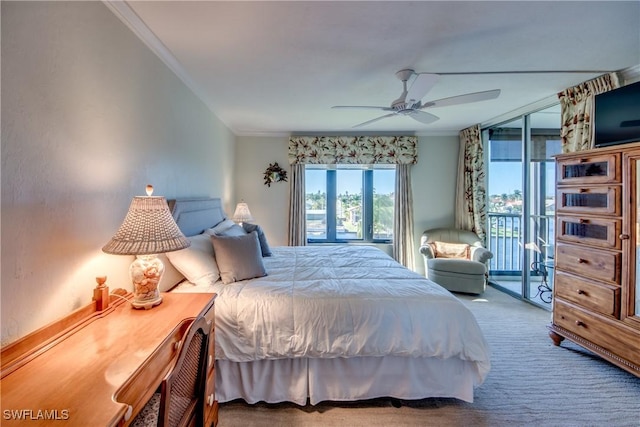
575;320;586;327
578;258;588;264
579;188;588;193
577;289;586;295
619;234;630;240
579;219;589;224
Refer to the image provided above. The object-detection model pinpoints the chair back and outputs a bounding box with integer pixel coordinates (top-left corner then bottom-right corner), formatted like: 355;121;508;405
159;315;210;427
420;228;484;247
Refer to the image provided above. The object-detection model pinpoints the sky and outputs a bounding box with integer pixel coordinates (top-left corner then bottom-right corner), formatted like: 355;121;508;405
305;163;555;198
306;169;395;195
488;162;556;196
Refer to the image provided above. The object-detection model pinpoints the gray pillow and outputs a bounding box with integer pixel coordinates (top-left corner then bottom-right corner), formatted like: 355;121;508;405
241;223;272;257
206;219;247;237
210;231;267;284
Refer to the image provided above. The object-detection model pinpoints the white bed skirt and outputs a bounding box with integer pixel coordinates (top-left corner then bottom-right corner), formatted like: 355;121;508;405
216;355;477;405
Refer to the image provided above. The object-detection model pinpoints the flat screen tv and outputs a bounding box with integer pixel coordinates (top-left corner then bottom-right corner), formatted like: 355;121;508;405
594;80;640;148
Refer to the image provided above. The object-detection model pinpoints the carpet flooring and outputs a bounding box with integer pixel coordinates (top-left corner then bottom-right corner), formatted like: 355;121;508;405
217;287;640;426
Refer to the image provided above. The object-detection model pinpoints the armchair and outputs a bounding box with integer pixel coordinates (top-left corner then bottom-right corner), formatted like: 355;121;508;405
419;228;493;294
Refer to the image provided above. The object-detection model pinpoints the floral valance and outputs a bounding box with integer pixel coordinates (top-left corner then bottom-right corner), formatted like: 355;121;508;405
288;136;417;165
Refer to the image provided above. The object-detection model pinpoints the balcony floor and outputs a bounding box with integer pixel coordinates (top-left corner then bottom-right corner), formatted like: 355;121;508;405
489;276;552;310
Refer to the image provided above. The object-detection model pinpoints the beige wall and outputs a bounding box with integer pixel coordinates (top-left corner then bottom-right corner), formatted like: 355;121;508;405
234;135;460;276
1;2;235;345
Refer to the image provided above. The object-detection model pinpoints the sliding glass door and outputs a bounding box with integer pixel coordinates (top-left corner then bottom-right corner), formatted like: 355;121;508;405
486;105;561;308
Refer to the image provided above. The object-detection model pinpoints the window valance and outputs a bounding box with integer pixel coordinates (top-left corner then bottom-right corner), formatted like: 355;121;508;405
288;136;417;165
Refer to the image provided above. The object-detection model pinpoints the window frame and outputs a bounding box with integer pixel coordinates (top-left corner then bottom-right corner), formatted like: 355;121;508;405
305;165;394;244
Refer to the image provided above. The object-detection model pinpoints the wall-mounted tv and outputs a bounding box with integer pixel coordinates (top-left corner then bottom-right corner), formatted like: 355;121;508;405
594;80;640;148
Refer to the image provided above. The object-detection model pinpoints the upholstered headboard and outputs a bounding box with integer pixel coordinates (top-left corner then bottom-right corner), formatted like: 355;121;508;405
158;198;227;292
168;198;227;237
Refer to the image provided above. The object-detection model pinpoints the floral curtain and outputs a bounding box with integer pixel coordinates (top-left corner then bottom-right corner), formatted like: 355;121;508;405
393;164;415;270
455;124;487;241
558;72;620;153
288;136;417;165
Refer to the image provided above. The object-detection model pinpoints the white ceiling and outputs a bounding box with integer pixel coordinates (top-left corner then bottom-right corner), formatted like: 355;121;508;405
108;1;640;136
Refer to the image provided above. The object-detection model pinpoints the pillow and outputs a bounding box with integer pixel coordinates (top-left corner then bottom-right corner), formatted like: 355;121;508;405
165;234;220;286
241;223;272;257
210;231;267;284
206;219;247;237
429;241;471;259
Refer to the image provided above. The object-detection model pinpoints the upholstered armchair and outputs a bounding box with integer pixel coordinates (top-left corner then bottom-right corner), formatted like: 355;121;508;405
419;228;493;294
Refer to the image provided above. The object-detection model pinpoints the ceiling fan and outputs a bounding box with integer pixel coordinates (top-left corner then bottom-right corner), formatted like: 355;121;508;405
332;69;501;128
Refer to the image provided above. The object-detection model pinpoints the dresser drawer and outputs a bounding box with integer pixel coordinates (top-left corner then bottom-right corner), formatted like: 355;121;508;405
556;185;620;216
555;242;620;285
556;152;620;185
554;271;620;317
553;299;640;368
116;319;192;422
556;215;621;249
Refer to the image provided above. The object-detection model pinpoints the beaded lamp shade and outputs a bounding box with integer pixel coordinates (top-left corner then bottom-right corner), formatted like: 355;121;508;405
103;186;190;309
102;196;190;255
232;202;254;224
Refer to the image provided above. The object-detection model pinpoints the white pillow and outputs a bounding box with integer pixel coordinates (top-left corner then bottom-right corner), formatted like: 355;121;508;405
165;234;220;286
205;219;247;237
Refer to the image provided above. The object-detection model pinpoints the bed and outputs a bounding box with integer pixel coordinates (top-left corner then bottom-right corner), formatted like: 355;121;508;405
163;198;491;405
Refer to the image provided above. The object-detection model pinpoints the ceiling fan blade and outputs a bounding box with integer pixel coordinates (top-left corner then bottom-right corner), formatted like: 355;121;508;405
332;105;393;111
406;73;439;106
409;110;439;125
353;113;397;128
422;89;501;109
435;70;610;76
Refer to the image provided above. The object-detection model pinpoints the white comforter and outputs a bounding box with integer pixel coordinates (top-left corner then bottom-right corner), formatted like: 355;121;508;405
176;245;491;382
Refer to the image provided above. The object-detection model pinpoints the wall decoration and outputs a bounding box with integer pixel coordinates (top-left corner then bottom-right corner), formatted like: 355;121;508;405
263;162;288;187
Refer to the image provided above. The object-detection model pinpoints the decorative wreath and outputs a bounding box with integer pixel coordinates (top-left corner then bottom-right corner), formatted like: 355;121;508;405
263;162;288;187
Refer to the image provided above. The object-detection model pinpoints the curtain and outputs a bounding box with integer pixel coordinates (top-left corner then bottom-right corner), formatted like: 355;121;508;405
393;164;415;270
288;136;417;165
455;124;487;241
287;163;306;246
558;72;620;153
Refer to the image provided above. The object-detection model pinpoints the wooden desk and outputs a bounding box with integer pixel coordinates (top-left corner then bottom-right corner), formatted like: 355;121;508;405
0;292;217;426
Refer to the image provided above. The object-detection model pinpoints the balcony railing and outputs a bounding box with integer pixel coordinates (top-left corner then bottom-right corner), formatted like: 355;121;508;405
487;212;555;275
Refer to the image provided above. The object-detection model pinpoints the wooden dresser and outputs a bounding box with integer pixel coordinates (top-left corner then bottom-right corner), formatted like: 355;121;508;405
550;143;640;377
0;292;218;426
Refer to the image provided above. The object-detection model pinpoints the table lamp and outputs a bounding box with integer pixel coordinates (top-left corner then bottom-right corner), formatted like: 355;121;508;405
102;185;190;309
232;201;254;226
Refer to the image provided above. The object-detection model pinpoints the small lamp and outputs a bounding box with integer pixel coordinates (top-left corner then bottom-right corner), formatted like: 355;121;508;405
102;185;190;309
232;201;254;226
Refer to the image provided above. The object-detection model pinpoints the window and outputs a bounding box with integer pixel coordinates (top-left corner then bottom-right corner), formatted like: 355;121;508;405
305;165;395;243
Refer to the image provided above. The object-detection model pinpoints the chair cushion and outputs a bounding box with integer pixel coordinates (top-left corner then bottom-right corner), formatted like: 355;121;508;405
131;392;160;426
427;258;486;275
429;241;471;259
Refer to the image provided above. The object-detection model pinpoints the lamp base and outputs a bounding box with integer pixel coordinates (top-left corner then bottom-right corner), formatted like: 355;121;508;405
130;254;165;310
131;295;163;310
